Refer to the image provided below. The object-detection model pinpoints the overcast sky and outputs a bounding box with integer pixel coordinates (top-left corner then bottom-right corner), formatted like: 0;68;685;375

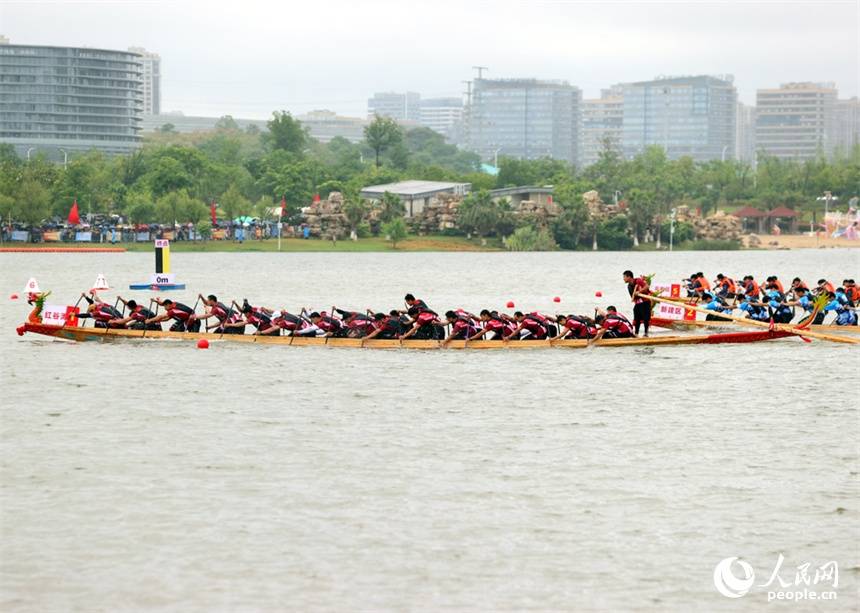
1;0;857;118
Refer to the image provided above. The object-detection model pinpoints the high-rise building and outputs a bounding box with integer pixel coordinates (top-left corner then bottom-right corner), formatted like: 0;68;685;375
467;78;582;164
834;97;860;154
621;75;736;161
367;91;420;122
581;85;623;167
128;46;161;115
755;82;838;161
735;101;756;163
419;97;463;137
0;43;143;158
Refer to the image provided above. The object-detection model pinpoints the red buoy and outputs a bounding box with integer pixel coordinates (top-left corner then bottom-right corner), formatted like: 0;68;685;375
506;301;515;308
10;293;18;300
553;296;561;303
595;291;603;298
197;339;209;349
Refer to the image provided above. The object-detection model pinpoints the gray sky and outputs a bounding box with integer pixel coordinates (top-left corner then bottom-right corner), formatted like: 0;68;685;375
1;0;857;118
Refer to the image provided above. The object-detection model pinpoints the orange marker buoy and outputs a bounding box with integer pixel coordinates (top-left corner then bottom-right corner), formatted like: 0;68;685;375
197;339;209;349
506;301;515;308
553;296;561;303
595;291;603;298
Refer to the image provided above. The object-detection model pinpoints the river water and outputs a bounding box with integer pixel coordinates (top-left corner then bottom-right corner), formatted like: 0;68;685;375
1;249;858;612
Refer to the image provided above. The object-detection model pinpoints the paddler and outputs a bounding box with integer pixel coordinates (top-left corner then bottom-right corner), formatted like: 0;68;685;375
467;310;515;341
843;279;860;305
504;311;548;340
308;311;346;337
146;298;201;332
110;296;160;330
815;279;835;296
823;291;859;326
230;301;277;336
766;275;785;295
334;308;376;338
363;311;406;340
701;292;734;321
737;294;770;322
623;270;651;336
740;275;761;301
789;277;810;298
441;310;481;346
190;294;237;333
713;274;737;299
403;293;430;312
400;306;444;340
78;292;124;328
550;313;598;340
785;286;823;324
590;306;635;341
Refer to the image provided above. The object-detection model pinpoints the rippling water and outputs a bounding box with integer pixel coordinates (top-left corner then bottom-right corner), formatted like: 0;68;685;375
1;249;858;611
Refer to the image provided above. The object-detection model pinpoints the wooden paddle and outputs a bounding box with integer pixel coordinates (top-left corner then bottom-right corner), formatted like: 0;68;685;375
141;298;157;339
638;293;859;345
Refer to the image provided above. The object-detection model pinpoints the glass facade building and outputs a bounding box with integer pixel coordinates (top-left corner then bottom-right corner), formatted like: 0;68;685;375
622;75;736;161
0;44;143;158
468;78;582;164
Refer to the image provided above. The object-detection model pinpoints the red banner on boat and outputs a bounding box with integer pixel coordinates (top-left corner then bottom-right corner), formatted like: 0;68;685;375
42;304;79;326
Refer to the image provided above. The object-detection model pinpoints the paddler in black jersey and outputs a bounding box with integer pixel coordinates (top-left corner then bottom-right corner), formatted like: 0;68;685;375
146;298;201;332
109;296;160;330
190;294;238;333
77;291;124;328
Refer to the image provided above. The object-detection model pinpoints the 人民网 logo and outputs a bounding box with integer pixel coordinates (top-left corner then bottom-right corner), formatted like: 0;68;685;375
713;557;755;598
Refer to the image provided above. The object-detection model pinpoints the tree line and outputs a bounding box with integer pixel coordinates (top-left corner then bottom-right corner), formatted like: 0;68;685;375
0;110;857;249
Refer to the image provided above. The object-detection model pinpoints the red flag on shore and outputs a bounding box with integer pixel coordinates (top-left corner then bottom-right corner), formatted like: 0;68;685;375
210;200;217;225
67;199;81;225
280;196;287;219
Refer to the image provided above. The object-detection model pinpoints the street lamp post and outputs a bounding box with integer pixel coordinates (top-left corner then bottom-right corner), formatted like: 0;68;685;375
492;147;501;168
721;145;729;163
58;148;68;169
669;207;677;252
613;190;622;206
26;147;35;161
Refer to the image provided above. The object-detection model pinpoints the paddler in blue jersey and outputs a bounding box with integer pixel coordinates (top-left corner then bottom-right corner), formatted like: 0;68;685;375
785;287;823;324
701;292;734;321
737;294;769;322
761;291;794;324
823;291;859;326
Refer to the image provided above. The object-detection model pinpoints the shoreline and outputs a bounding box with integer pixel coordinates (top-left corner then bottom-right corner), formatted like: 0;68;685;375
0;234;857;253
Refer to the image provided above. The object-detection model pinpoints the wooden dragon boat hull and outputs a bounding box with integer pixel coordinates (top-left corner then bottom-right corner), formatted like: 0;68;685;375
651;316;860;334
18;322;794;349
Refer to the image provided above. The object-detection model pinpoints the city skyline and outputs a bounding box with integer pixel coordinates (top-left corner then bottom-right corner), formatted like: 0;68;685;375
1;0;856;119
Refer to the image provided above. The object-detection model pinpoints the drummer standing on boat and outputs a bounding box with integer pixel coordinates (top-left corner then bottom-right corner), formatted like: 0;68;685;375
623;270;651;337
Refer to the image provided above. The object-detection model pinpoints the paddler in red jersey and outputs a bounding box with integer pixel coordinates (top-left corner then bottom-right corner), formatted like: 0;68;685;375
110;297;160;330
467;310;514;341
441;310;481;346
363;311;405;340
309;311;346;337
400;306;444;340
78;292;124;328
504;311;548;340
190;294;236;333
334;308;376;338
550;314;598;340
403;293;430;312
623;270;651;337
591;306;635;342
146;298;201;332
815;278;835;296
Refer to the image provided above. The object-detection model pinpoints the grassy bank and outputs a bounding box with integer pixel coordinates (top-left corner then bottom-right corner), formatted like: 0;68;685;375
2;236;505;253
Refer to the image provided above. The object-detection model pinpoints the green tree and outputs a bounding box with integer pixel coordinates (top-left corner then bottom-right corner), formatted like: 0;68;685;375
382;217;407;248
379;191;405;222
458;190;510;240
264;111;308;154
219;183;251;222
343;198;368;239
504;225;557;251
626;187;657;246
0;192;15;223
364;114;403;168
155;190;198;226
215;115;240;131
126;191;156;225
158;123;176;133
14;180;52;225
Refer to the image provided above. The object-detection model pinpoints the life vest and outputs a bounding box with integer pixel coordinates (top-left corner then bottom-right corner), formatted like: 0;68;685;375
130;306;156;322
246;308;272;329
718;277;737;293
520;316;547;338
415;311;439;326
317;315;342;333
744;279;760;298
450;317;478;338
167;302;193;321
602;313;634;335
274;312;303;331
564;315;595;338
92;303;122;322
211;302;230;322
